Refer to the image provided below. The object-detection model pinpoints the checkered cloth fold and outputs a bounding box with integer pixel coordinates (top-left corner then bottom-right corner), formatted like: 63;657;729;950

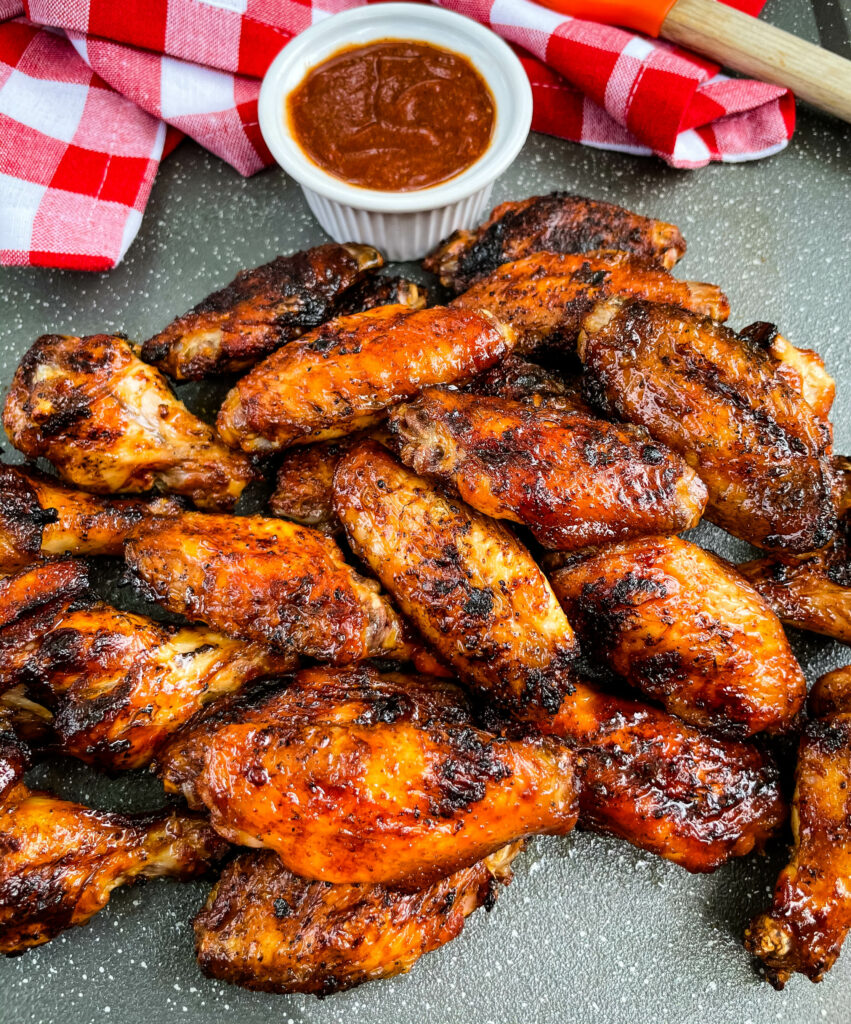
1;0;795;270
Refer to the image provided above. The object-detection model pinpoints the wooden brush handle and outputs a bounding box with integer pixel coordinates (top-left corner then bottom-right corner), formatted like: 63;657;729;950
662;0;851;123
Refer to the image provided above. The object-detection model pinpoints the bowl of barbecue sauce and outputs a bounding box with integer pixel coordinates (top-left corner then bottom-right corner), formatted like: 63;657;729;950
258;4;532;261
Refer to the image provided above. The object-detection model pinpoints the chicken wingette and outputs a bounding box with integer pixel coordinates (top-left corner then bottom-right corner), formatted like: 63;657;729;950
8;602;298;771
388;388;707;551
333;441;578;714
194;844;520;995
0;779;227;954
3;333;254;510
156;666;578;888
738;520;851;643
216;304;514;453
0;463;182;572
578;298;837;552
527;681;786;872
141;243;382;379
745;666;851;987
549;535;806;736
124;511;409;663
451;250;729;356
424;193;686;291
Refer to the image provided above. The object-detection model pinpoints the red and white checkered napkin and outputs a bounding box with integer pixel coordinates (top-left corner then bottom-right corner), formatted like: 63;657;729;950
1;0;796;271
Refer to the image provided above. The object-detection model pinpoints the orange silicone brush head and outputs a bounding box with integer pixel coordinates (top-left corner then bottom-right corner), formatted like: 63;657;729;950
531;0;678;37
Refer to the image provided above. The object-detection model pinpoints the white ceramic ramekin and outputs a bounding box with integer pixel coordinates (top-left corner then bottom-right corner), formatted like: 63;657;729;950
258;3;532;261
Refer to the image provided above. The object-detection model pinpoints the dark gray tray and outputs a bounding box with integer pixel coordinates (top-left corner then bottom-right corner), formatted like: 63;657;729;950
1;2;850;1020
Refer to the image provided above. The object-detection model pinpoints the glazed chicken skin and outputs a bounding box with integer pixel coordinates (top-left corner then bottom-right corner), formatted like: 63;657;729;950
549;536;806;736
157;667;577;888
0;463;182;572
745;666;851;987
525;681;786;872
388;388;707;551
194;844;520;995
579;298;837;552
124;511;408;663
423;193;686;292
141;243;382;379
738;520;851;643
0;560;90;692
334;441;578;714
451;250;729;356
9;602;298;771
0;778;227;954
333;273;427;317
217;304;515;453
3;333;254;510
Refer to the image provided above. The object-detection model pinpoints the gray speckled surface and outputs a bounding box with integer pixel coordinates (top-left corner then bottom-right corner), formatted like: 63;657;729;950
1;2;851;1022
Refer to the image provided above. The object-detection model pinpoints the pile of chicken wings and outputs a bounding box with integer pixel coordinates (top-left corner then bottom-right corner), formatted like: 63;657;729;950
1;193;850;995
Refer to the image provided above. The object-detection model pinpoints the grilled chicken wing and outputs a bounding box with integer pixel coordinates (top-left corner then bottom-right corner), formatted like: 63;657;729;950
124;511;408;663
423;193;686;292
389;388;707;552
526;681;786;871
194;843;520;995
738;521;851;643
451;251;729;356
549;536;806;736
745;667;851;987
0;560;90;692
141;243;382;379
333;274;427;316
0;781;227;954
10;602;297;771
465;354;591;413
157;666;577;888
579;298;837;552
217;305;514;453
334;441;578;714
0;463;182;572
3;333;254;510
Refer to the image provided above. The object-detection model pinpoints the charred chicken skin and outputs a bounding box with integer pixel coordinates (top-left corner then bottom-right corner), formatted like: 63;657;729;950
533;682;786;872
578;298;837;552
423;193;686;292
141;243;382;379
10;602;298;771
333;274;427;317
549;536;806;736
3;333;254;510
465;353;593;414
157;666;578;888
388;388;707;551
451;250;729;356
0;780;227;955
216;304;515;453
738;520;851;643
124;511;408;663
334;441;578;714
0;463;182;572
745;666;851;987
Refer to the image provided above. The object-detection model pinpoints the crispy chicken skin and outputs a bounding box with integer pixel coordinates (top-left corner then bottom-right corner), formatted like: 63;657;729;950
423;193;686;292
333;274;427;316
745;667;851;987
0;560;90;693
451;251;729;355
141;243;382;379
0;782;227;954
194;844;520;995
124;511;407;663
10;602;297;771
333;442;578;714
527;681;786;872
216;304;515;453
549;536;806;736
3;333;254;510
0;463;182;572
738;521;851;643
157;667;577;888
834;456;851;516
578;298;837;552
388;388;707;551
